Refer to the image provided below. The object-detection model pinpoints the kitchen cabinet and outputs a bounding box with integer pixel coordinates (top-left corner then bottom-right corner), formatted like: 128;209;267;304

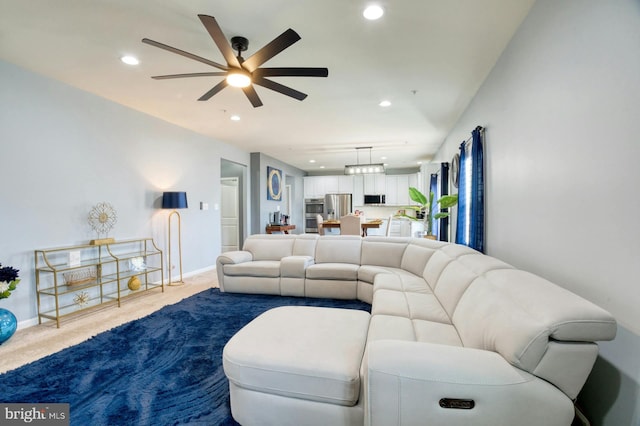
303;176;324;198
304;176;355;198
363;174;386;195
305;172;422;206
388;218;422;237
323;176;339;194
338;176;354;194
352;175;364;206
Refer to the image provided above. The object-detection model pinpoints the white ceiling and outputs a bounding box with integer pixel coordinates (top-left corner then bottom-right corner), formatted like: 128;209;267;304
0;0;534;173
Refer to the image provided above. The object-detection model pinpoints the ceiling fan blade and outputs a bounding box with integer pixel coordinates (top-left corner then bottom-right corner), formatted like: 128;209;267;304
198;15;241;68
253;67;329;78
242;85;264;108
142;38;227;71
242;28;301;72
198;80;228;101
253;76;307;101
151;72;227;80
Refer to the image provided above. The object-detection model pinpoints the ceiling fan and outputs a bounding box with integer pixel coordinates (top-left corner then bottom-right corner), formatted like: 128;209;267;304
142;14;329;108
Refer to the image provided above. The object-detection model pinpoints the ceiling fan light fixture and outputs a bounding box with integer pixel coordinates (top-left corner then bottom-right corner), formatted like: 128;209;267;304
226;71;251;88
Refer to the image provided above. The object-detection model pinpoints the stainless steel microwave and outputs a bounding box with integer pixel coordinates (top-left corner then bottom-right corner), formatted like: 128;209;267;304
364;194;385;205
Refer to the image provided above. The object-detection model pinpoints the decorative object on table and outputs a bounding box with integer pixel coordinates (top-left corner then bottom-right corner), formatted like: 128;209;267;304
162;191;188;285
269;211;281;225
68;250;81;267
73;291;90;307
0;262;20;344
129;257;146;272
63;267;97;287
267;166;282;201
395;187;458;239
88;202;117;245
128;276;142;291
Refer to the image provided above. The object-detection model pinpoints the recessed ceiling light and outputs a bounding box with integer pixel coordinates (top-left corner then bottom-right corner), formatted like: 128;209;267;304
381;156;387;160
309;159;316;163
230;115;241;121
120;55;139;65
320;166;325;169
379;100;391;107
363;5;384;20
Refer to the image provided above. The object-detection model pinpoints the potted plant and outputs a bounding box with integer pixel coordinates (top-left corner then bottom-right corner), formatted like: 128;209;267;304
0;262;20;344
395;187;458;239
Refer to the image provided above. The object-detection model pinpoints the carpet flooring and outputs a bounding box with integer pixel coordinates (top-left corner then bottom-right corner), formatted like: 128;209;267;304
0;289;371;425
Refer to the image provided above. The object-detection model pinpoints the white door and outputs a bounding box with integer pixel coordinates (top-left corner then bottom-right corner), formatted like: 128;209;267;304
221;177;239;252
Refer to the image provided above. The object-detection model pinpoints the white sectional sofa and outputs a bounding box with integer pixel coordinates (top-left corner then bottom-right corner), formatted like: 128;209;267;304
216;234;617;426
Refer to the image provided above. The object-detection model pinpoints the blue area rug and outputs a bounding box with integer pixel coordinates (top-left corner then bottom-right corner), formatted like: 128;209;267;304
0;289;370;425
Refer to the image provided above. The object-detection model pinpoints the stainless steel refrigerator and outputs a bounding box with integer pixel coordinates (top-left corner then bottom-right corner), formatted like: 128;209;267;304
324;193;352;220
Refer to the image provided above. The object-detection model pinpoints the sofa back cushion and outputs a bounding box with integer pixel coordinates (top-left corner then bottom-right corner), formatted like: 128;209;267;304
432;250;513;317
400;239;441;277
361;237;409;268
243;235;296;261
292;234;319;257
315;236;362;264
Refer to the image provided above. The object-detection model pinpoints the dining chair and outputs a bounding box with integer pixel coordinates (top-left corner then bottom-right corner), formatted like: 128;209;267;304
316;214;325;235
339;214;362;236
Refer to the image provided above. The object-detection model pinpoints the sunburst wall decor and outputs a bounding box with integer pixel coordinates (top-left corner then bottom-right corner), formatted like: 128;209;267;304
88;202;117;244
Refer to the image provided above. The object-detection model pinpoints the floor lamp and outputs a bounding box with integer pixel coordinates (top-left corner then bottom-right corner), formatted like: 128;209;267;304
162;191;188;285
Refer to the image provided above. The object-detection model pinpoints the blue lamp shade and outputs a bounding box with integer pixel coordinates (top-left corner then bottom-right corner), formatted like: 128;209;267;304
162;191;188;209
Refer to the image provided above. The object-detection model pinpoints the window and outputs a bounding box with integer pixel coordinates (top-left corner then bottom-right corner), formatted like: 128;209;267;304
455;126;485;252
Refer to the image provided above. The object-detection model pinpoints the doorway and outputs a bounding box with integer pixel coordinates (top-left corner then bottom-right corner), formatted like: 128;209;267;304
221;177;240;251
221;159;247;252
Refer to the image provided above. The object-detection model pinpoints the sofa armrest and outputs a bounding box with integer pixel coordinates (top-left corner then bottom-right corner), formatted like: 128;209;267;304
216;251;254;291
218;251;254;265
365;340;573;426
281;255;315;278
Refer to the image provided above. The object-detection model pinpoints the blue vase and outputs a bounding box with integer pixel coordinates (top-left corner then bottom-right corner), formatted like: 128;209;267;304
0;308;17;345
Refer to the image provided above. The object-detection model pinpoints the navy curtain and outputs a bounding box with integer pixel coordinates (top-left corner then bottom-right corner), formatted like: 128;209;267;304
439;162;450;241
429;173;438;237
455;126;484;252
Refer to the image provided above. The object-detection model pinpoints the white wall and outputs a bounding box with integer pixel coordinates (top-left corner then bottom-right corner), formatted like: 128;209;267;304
434;1;640;424
0;59;250;325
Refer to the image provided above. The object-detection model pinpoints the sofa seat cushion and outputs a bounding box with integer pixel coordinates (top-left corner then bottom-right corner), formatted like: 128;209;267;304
373;271;431;294
367;315;462;347
372;289;450;324
306;263;359;281
358;265;393;284
224;260;281;278
223;306;370;406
